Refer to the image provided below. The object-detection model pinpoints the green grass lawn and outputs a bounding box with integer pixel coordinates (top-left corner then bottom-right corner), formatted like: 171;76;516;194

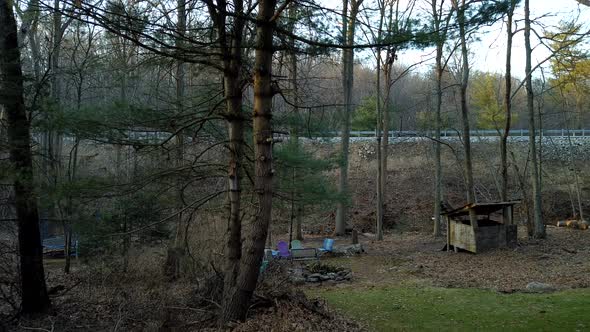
310;286;590;331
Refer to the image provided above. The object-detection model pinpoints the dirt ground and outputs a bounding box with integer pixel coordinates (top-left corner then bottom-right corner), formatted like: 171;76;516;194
4;248;362;331
288;226;590;293
6;227;590;331
5;139;590;331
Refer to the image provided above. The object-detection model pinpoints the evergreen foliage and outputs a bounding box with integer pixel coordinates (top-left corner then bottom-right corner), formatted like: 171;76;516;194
274;140;344;211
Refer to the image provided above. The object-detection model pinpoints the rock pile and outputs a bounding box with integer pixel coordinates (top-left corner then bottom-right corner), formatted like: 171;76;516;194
537;137;590;161
304;270;353;283
289;263;353;284
354;136;590;162
501;137;590;161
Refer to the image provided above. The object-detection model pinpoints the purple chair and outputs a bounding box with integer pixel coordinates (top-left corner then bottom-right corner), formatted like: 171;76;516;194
277;241;290;259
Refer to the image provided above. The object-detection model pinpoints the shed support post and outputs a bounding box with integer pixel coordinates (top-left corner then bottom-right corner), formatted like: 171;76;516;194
446;216;451;252
469;209;478;253
502;205;513;225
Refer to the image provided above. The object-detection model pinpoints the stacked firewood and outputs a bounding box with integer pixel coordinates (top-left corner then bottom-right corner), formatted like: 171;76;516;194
556;220;589;230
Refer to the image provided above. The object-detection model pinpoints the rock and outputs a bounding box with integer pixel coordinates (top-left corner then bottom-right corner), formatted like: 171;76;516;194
332;244;364;255
343;273;353;280
526;282;555;293
306;277;320;283
290;277;306;285
320;275;332;281
308;273;322;279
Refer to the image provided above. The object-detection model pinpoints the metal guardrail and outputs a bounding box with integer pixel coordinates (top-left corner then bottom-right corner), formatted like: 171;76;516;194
30;128;590;144
339;129;590;138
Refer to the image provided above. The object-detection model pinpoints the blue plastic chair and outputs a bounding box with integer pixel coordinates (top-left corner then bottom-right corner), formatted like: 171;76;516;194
317;238;334;253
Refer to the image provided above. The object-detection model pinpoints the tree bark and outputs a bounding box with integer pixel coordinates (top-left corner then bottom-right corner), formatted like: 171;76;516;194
0;0;52;314
524;0;545;238
453;0;478;230
501;0;515;205
221;0;275;322
219;0;247;323
287;4;304;241
375;0;385;241
165;0;188;280
382;61;390;216
431;0;445;237
336;0;363;235
381;0;396;233
47;0;64;189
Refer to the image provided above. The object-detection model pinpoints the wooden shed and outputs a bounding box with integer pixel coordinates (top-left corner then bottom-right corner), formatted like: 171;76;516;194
442;202;518;253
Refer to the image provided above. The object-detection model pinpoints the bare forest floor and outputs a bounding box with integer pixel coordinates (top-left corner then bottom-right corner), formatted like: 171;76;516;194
4;140;590;331
288;226;590;292
11;225;590;331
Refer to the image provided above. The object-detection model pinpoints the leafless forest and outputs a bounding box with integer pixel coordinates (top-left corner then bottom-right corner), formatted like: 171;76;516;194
1;0;590;330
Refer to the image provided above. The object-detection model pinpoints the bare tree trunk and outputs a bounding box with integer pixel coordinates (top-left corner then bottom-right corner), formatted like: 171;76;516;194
382;63;390;215
220;26;246;327
375;1;385;241
525;0;545;238
510;150;532;236
0;0;52;314
48;0;64;190
381;2;395;227
175;0;187;251
433;53;443;236
64;27;86;273
63;222;72;272
220;0;247;323
221;0;275;322
19;0;41;84
336;0;350;236
164;0;188;280
453;0;477;230
39;0;64;241
63;137;79;274
336;0;363;235
501;0;515;205
431;0;445;237
565;119;584;221
287;4;303;241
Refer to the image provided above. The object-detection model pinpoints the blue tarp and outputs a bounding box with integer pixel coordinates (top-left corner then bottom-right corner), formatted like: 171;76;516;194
42;236;79;257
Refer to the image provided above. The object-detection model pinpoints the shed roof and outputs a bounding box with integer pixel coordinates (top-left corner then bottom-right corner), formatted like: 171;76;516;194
441;201;520;217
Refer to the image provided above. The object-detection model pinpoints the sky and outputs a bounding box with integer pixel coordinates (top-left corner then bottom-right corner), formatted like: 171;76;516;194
317;0;590;78
398;0;590;77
